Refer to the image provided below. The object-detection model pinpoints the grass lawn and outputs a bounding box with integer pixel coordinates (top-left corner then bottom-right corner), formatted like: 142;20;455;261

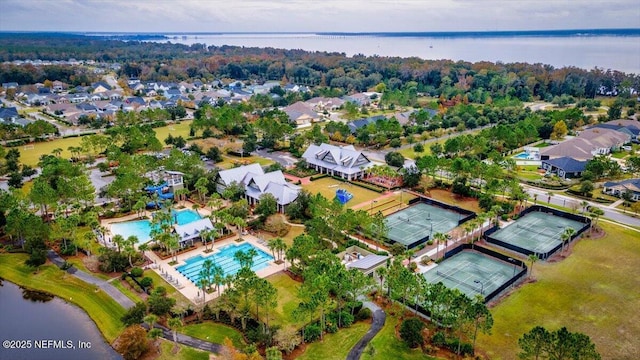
217;154;274;169
156;339;210;360
144;270;192;309
297;322;369;360
111;278;145;303
266;272;304;327
610;151;629;159
181;321;245;348
0;254;125;343
302;177;382;209
154;120;193;143
361;315;437;360
476;222;640;359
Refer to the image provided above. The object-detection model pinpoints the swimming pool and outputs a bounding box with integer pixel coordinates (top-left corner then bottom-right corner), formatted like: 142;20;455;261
110;209;201;244
176;242;273;285
513;152;531;159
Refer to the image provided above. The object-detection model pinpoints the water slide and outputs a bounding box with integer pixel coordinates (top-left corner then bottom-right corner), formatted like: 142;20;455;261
145;182;174;208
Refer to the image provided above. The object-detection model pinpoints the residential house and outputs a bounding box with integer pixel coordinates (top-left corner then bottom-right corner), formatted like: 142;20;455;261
345;92;374;106
52;81;65;92
592;119;640;142
541;128;631;161
305;97;345;112
91;81;112;93
282;102;320;127
347;115;386;134
0;107;20;123
215;164;300;212
602;178;640;201
541;157;588;179
302;143;373;180
2;82;18;89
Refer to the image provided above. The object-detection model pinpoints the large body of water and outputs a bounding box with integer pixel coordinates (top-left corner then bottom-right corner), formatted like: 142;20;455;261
147;31;640;74
0;281;121;360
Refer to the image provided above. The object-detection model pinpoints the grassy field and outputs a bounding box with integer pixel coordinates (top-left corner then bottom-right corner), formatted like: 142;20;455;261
180;322;245;348
156;339;210;360
302;177;382;209
476;222;640;359
297;322;370;360
0;254;125;343
266;272;305;327
361;315;437;360
154;120;193;143
8;120;193;167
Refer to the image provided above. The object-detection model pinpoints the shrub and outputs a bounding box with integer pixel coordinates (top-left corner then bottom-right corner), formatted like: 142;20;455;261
130;267;143;277
304;324;321;342
356;307;372;321
431;331;446;347
139;277;153;288
339;312;355;327
400;318;425;348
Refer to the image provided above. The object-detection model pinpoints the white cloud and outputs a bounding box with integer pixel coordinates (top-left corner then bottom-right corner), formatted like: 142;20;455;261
0;0;638;32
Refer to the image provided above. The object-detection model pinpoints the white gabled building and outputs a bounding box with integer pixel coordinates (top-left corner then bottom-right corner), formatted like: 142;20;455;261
302;143;373;180
216;164;300;212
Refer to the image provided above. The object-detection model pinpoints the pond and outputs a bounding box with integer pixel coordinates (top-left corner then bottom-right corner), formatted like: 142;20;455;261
0;280;121;360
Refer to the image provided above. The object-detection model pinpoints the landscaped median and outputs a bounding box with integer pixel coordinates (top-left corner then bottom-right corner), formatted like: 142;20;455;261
0;254;126;343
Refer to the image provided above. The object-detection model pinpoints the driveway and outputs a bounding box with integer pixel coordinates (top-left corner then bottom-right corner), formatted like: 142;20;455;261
254;149;298;167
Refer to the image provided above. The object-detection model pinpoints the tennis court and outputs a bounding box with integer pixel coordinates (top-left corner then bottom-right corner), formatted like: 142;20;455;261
488;211;585;256
423;251;518;300
385;202;462;248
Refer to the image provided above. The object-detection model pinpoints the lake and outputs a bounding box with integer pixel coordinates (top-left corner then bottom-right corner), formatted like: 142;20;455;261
148;32;640;74
0;280;121;360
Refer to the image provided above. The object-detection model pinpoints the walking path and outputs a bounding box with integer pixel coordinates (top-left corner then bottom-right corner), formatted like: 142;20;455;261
346;300;386;360
142;323;225;353
46;250;135;309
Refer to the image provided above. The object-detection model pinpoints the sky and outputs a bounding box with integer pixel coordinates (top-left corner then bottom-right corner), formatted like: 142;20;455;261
1;0;639;33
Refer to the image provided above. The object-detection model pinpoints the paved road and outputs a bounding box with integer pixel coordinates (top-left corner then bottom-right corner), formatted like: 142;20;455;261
255;149;298;167
522;185;640;228
346;300;386;360
47;250;135;309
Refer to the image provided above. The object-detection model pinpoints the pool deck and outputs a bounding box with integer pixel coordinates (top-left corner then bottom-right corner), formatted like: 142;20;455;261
143;234;286;305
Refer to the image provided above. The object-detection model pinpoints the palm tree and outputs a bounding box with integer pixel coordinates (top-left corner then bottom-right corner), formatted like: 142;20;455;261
533;193;538;204
233;217;247;240
211;264;225;297
147;328;163;354
527;254;539;279
561;227;576;254
112;234;125;253
267;238;278;259
546;191;554;205
167;317;182;349
200;229;213;251
144;314;157;331
52;147;63;157
124;235;139;268
433;232;446;260
234;248;257;269
197;272;209;307
192;203;201;216
580;200;590;214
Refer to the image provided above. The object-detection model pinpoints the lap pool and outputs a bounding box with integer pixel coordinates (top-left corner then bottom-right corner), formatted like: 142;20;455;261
110;209;201;244
176;242;273;285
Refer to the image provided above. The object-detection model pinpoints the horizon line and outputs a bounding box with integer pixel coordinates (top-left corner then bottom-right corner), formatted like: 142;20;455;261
1;28;639;36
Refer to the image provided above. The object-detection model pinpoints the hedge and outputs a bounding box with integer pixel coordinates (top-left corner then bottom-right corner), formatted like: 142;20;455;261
309;173;329;181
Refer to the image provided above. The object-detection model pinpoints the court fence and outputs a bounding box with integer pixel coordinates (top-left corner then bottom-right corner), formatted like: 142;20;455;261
444;244;528;303
407;195;476;225
484;205;591;260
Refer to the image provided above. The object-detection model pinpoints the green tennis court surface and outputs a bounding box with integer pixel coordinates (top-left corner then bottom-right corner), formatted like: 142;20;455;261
385;202;461;248
423;251;517;299
489;211;585;254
